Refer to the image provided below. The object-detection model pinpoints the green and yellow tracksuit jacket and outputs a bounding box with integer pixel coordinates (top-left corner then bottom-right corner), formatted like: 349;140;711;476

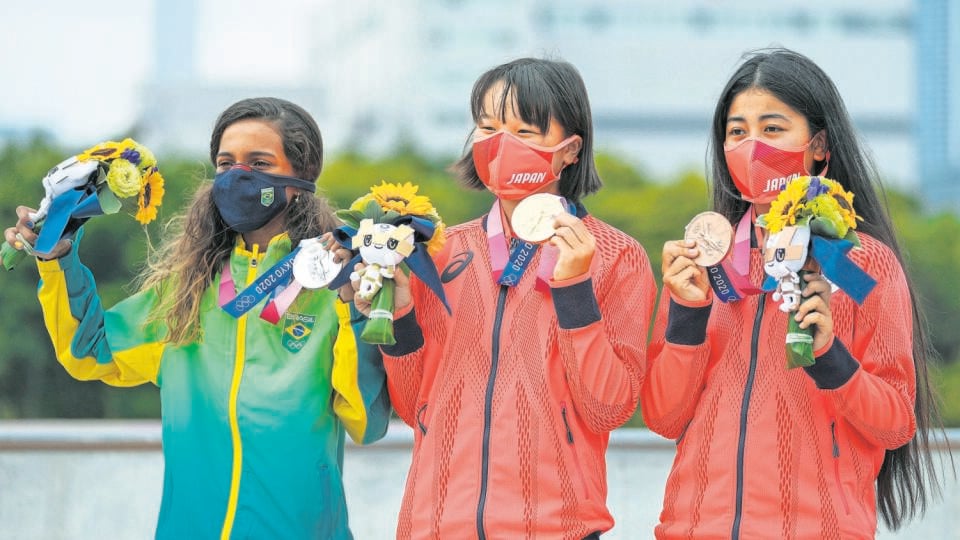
35;231;390;540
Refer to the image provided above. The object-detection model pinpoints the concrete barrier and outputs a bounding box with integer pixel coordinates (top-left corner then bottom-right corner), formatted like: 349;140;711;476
1;420;957;539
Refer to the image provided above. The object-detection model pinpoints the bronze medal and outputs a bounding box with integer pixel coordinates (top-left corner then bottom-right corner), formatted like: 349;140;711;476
511;193;567;243
684;211;734;267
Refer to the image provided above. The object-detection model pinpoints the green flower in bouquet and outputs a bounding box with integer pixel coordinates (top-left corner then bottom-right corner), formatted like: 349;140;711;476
1;138;165;270
758;176;865;369
334;181;447;345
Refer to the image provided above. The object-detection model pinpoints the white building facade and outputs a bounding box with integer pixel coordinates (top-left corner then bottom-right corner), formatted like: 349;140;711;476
138;0;928;192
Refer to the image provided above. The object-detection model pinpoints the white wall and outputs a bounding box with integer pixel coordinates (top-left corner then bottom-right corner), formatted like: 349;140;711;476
1;420;957;539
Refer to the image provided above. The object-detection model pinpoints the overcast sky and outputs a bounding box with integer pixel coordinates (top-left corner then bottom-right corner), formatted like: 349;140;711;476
1;2;151;142
0;0;327;144
1;0;924;189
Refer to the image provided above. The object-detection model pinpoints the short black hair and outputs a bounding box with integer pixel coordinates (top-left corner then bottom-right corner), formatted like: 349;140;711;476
453;57;601;202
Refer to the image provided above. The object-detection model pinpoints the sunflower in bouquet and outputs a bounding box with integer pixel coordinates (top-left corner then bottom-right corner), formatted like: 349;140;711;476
2;138;164;270
758;176;874;369
332;181;448;345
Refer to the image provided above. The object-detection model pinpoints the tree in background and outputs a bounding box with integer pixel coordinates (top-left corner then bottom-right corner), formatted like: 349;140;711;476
1;136;958;423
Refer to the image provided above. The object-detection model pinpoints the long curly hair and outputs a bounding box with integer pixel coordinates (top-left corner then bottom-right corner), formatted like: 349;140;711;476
138;97;337;344
708;48;950;530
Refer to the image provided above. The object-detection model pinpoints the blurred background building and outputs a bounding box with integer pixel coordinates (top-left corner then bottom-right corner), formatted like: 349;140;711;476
1;0;957;211
916;0;959;212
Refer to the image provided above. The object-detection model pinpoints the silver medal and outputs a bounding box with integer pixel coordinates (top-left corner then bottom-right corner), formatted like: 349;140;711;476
293;238;342;289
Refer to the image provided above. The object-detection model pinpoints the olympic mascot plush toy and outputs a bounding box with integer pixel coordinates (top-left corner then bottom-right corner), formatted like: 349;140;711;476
1;138;164;270
763;225;811;313
758;176;875;368
330;182;448;345
352;220;416;302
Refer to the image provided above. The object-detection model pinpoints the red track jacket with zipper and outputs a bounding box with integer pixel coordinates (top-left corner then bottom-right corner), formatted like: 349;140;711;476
642;233;916;539
383;208;656;540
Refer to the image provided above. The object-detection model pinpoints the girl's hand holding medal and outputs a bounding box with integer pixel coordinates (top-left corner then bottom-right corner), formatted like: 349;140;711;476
510;193;595;281
683;211;733;267
661;211;735;305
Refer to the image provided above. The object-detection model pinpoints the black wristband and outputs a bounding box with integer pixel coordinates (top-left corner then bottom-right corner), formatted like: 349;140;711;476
664;299;711;345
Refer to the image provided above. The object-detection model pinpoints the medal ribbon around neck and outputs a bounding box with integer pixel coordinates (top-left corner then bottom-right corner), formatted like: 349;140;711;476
704;208;770;302
486;199;568;292
702;204;876;305
219;247;304;323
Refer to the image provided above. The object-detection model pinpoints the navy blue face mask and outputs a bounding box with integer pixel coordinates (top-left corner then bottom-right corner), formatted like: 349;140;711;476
212;164;316;232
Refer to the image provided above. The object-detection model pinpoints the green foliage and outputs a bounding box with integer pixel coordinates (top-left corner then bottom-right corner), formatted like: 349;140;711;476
591;162;710;285
887;192;960;365
321;148;492;225
936;360;960;428
0;137;206;419
1;139;958;427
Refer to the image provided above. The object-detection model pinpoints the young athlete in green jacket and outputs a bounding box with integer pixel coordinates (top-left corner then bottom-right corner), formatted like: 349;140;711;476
5;97;390;539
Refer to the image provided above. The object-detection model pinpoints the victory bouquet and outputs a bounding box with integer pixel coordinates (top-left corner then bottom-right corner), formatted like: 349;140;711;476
330;181;449;345
2;138;165;270
758;175;875;369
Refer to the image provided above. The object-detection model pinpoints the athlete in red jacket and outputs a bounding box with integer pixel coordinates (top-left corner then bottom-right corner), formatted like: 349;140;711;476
364;58;656;539
642;48;945;539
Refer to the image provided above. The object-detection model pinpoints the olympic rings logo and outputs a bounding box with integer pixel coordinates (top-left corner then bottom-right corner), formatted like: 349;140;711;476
234;295;257;310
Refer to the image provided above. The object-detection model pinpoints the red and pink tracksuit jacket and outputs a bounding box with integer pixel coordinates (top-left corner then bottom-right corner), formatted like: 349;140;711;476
382;208;656;539
642;232;916;539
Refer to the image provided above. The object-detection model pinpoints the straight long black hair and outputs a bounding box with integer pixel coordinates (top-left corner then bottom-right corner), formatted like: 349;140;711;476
453;57;602;202
708;48;947;530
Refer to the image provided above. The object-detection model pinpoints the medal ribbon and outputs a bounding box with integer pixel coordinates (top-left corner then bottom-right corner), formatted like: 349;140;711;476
219;246;302;321
486;200;559;291
702;206;876;305
259;280;303;324
499;240;539;286
705;209;768;302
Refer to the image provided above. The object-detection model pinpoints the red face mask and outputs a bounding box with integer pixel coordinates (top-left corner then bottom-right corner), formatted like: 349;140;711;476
472;131;579;200
724;137;827;204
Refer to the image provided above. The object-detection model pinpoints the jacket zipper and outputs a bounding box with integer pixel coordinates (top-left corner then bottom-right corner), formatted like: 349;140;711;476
830;419;852;515
220;251;258;540
476;285;509;540
731;293;765;540
561;402;590;500
416;403;428;436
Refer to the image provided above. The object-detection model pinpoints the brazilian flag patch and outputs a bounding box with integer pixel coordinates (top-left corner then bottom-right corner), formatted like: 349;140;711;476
260;187;275;207
282;312;315;353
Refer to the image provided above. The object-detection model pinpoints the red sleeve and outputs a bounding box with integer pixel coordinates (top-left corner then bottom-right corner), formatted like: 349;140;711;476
553;233;656;433
381;306;427;428
823;239;917;449
640;293;714;439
